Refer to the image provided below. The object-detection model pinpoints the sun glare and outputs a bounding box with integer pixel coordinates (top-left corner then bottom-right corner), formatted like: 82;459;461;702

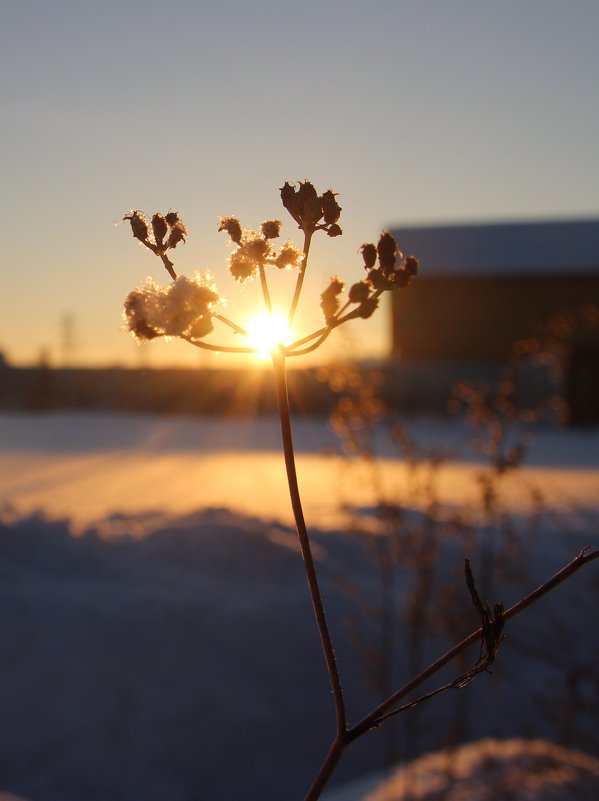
246;311;293;357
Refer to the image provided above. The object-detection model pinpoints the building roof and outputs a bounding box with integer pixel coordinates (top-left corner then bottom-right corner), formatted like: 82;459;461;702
390;218;599;277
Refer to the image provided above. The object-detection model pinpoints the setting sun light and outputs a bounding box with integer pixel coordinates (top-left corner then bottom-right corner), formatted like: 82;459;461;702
246;311;293;357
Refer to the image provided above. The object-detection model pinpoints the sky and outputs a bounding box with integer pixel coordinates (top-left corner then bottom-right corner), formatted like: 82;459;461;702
1;0;598;369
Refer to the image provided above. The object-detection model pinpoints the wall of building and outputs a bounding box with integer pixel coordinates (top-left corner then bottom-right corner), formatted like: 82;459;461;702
389;273;599;423
392;273;599;362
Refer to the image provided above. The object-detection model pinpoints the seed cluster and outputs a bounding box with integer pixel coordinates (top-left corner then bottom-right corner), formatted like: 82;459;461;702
219;217;304;282
280;180;342;237
123;210;188;279
120;180;419;353
361;232;419;291
317;230;418;326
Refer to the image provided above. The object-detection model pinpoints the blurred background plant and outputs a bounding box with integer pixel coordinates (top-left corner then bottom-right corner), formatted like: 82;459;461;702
319;334;599;772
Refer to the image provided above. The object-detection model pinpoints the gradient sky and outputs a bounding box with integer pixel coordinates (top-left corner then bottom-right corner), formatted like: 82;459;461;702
2;0;598;368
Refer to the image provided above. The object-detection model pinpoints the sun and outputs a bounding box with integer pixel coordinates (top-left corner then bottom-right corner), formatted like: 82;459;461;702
246;310;294;357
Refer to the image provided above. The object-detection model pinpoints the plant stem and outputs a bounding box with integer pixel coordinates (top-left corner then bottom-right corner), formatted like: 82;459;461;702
259;264;273;314
286;290;384;356
214;314;250;337
160;253;177;281
288;230;313;327
288;324;330;351
287;329;332;357
182;336;258;354
272;352;347;738
303;735;346;801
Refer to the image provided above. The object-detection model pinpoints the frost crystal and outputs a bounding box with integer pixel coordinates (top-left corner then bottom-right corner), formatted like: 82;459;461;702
124;274;220;341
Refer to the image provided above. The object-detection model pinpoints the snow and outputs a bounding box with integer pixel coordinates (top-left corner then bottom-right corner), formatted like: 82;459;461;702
0;412;598;801
1;413;599;531
328;739;599;801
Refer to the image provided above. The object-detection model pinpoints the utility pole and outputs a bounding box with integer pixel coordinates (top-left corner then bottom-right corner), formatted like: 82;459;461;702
60;312;76;367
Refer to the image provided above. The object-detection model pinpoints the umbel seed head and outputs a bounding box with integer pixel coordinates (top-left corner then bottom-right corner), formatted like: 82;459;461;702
360;231;419;292
120;180;420;358
280;180;343;237
123;209;188;268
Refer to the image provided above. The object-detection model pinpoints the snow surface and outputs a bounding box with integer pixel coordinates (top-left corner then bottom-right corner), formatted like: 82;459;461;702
0;413;598;801
324;739;599;801
1;413;599;532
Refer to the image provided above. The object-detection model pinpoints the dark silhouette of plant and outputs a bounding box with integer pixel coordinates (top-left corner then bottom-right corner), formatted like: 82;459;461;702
120;182;597;801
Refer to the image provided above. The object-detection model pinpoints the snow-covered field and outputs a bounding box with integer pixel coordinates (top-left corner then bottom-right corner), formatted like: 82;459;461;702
0;412;598;801
327;739;599;801
2;413;599;531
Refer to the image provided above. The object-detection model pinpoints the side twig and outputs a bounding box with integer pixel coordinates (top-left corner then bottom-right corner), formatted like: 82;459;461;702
351;547;597;738
304;547;597;801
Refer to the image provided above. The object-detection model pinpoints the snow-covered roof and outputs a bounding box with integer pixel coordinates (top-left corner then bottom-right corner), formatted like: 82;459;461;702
390;218;599;277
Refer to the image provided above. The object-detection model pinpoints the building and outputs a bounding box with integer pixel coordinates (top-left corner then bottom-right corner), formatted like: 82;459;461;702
389;219;599;424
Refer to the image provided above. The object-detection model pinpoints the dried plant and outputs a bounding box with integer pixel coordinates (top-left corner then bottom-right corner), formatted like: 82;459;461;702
120;181;597;801
323;340;599;764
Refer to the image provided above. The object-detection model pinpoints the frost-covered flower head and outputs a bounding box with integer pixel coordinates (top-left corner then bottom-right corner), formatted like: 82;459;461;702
123;210;188;280
120;184;419;358
219;218;303;283
124;273;220;342
123;210;188;253
280;181;342;237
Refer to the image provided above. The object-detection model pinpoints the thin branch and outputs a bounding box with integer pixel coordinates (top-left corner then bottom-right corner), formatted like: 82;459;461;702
349;547;598;740
142;243;177;281
332;289;385;327
181;335;258;354
335;307;362;325
288;293;386;356
287;329;332;357
374;680;460;726
303;547;597;801
259;263;273;314
287;289;384;354
336;300;351;319
303;735;346;801
288;230;313;327
214;314;250;337
159;253;177;281
288;325;330;351
501;546;597;617
288;301;379;356
370;560;508;727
